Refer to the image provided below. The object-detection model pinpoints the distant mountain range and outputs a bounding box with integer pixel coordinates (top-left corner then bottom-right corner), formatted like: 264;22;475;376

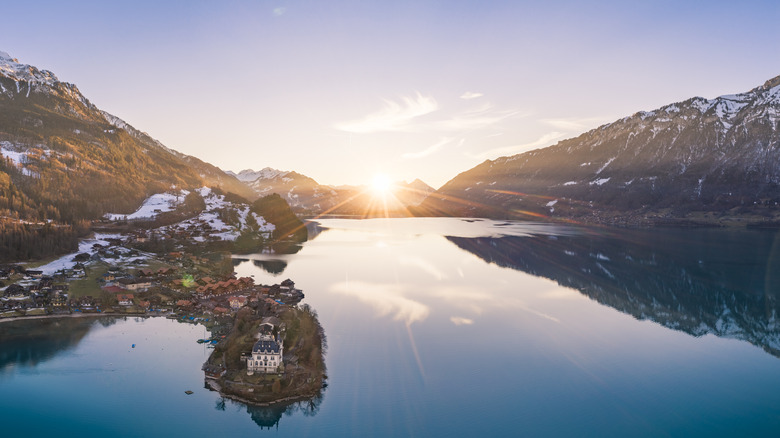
417;75;780;225
0;51;254;226
229;167;434;216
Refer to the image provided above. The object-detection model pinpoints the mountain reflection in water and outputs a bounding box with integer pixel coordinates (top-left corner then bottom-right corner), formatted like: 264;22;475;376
0;317;116;372
448;227;780;357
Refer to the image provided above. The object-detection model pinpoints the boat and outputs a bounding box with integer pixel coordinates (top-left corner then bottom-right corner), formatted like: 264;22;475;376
185;390;194;395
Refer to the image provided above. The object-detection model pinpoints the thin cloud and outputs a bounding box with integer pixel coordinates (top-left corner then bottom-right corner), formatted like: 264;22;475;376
402;137;453;159
336;94;521;134
336;93;439;133
460;91;484;100
450;316;474;325
473;131;565;160
273;7;286;16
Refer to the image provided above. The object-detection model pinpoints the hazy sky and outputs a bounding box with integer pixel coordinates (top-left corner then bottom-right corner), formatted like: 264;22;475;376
4;0;780;188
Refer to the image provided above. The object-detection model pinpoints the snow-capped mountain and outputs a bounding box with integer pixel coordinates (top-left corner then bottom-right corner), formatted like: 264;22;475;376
0;51;254;226
233;168;335;213
419;75;780;224
227;167;290;183
0;51;60;89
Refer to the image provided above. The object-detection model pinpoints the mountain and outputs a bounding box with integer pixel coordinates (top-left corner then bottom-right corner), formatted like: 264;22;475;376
447;227;780;358
0;50;255;227
236;167;434;216
229;167;338;213
418;75;780;225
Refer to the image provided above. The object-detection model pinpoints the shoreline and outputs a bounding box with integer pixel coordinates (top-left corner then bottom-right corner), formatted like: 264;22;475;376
2;308;325;409
0;312;151;324
204;378;319;408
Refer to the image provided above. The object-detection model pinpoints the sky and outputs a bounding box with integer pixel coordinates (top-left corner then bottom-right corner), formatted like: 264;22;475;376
4;0;780;188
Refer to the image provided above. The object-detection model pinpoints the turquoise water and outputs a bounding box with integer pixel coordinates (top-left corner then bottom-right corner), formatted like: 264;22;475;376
3;218;780;436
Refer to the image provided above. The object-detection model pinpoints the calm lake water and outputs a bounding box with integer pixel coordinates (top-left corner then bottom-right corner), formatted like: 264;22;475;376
3;218;780;437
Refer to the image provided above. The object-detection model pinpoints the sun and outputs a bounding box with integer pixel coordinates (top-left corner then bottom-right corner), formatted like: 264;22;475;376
371;173;393;196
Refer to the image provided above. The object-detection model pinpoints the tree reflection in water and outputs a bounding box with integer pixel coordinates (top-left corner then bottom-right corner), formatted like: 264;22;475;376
217;387;326;430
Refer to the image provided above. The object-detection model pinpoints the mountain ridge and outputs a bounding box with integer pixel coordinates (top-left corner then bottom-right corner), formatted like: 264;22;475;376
418;74;780;225
0;49;258;252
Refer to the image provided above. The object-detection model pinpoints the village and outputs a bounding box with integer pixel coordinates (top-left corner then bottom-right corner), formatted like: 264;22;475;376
0;187;294;319
0;186;324;406
0;255;303;320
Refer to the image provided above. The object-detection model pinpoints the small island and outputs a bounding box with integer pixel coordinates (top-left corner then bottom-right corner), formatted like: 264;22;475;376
202;281;327;406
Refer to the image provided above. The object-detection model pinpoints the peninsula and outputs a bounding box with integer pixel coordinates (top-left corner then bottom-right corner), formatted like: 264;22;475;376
202;283;327;406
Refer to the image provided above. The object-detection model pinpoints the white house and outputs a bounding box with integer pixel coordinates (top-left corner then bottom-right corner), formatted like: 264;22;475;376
247;322;283;374
116;294;134;306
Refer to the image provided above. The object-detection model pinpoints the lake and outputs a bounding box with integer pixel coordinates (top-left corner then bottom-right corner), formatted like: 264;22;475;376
3;217;780;437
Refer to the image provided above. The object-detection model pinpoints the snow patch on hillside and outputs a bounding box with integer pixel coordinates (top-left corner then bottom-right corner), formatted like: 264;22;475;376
0;142;28;166
105;190;189;220
35;233;146;276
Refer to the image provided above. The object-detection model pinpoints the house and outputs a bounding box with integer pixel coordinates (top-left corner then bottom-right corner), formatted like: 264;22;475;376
137;269;155;277
228;296;247;310
247;321;284;375
26;270;43;279
117;294;134;306
202;364;226;379
118;278;152;292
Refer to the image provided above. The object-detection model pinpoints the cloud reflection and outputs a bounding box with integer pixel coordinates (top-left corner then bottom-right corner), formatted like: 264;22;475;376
330;281;430;326
398;255;448;280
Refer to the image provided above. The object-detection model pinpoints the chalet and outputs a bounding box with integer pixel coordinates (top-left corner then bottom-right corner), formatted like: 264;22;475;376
228;296;247;310
69;268;86;278
5;284;27;298
26;270;43;279
281;279;295;288
157;267;176;276
202;364;226;379
176;299;193;308
52;291;68;307
118;278;152;292
138;269;155;277
213;306;229;314
117;294;134;306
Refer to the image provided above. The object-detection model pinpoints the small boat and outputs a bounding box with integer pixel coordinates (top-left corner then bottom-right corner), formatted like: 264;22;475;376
197;339;208;344
185;390;194;395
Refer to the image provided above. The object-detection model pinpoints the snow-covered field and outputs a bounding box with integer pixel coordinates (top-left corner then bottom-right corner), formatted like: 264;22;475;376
104;190;189;220
35;233;152;276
